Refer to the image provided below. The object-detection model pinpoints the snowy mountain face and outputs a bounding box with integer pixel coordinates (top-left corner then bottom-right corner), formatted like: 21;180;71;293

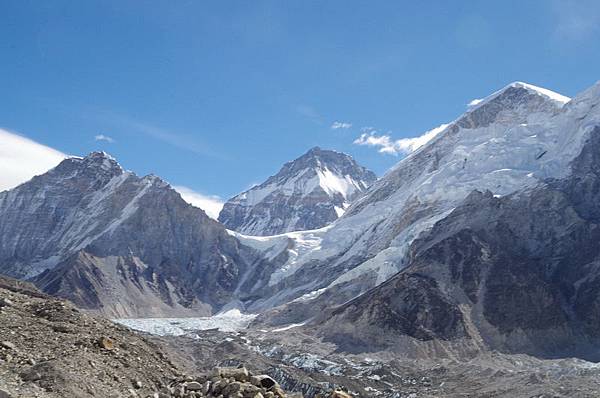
314;123;600;359
0;152;278;317
218;147;377;236
251;82;600;323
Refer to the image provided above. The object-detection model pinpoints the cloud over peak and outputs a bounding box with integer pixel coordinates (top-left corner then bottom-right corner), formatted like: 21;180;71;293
172;185;224;220
354;124;449;155
0;128;225;221
0;128;66;192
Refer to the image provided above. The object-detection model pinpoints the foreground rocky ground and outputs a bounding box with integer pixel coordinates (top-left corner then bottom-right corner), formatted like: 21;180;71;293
3;274;600;397
156;326;600;398
0;276;344;398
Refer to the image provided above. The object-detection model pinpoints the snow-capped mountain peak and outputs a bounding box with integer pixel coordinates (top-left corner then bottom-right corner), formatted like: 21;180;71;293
55;151;124;180
218;147;377;236
80;150;121;168
469;81;570;111
286;146;372;199
509;81;570;104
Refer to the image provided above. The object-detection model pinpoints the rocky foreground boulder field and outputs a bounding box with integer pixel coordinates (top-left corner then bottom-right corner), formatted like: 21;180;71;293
0;275;350;398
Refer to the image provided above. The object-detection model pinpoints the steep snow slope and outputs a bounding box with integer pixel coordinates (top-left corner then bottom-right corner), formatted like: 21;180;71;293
218;147;376;236
249;82;600;318
313;122;600;359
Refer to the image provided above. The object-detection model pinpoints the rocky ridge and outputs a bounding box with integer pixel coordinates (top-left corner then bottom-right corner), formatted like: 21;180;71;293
0;152;278;318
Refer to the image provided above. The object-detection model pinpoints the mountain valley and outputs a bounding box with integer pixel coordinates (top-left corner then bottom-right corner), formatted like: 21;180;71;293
4;80;600;396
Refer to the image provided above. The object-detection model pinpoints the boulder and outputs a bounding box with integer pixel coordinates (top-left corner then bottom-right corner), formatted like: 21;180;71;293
0;341;16;351
212;366;249;382
329;391;352;398
185;381;203;391
98;336;114;350
250;375;278;390
0;298;13;308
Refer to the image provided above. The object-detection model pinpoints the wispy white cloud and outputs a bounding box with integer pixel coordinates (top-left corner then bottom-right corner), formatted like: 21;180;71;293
331;121;352;130
38;99;222;158
115;116;218;157
94;134;115;143
74;106;225;159
354;132;397;154
172;185;224;220
0;128;66;191
354;124;449;155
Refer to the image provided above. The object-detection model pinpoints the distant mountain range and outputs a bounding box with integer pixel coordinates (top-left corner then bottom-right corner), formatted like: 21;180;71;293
0;147;374;318
3;80;600;359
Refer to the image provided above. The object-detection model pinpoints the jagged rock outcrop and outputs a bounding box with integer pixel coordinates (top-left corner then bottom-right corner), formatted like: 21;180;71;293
218;147;376;236
0;152;275;317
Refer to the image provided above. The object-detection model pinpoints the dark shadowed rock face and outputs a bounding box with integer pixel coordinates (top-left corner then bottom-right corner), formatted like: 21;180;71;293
313;128;600;360
0;152;275;317
320;272;469;353
218;147;377;236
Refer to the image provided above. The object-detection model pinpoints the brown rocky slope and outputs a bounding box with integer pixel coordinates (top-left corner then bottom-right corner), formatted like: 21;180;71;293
0;275;326;398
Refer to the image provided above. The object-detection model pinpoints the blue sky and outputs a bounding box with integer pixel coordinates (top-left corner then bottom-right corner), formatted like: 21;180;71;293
2;1;600;209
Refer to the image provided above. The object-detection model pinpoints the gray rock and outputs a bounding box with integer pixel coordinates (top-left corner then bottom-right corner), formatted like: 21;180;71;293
0;298;13;308
0;341;16;351
20;370;42;382
212;366;249;382
221;381;242;395
185;381;203;391
250;375;278;390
